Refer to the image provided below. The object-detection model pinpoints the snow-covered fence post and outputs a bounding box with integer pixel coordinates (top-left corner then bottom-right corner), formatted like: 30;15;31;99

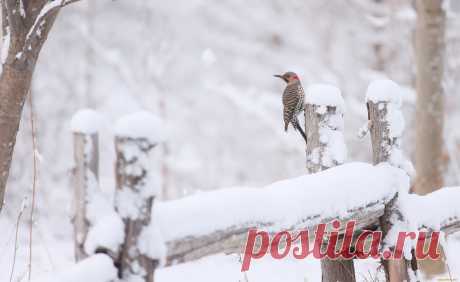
304;85;353;282
71;109;102;261
365;80;416;282
305;84;347;174
114;112;164;282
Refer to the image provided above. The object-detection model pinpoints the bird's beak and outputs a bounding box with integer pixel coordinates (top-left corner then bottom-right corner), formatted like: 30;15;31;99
273;74;283;79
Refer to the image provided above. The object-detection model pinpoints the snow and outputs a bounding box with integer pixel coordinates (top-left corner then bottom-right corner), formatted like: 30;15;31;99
33;254;117;282
304;83;347;168
70;109;104;134
19;0;25;17
201;48;217;65
1;27;11;65
365;80;414;177
115;111;164;143
365;79;403;105
139;221;167;264
115;188;151;219
114;134;161;220
84;169;124;254
157;253;384;282
321;130;347;165
84;212;124;255
154;162;409;241
401;187;460;231
305;84;345;113
26;1;62;41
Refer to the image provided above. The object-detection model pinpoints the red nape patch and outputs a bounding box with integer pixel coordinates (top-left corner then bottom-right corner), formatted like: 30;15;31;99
292;75;299;80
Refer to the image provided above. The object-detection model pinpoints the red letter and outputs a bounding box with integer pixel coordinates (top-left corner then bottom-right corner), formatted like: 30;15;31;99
355;231;381;259
324;220;341;259
415;232;441;260
292;230;310;259
241;229;269;272
312;223;327;259
339;221;356;259
394;232;416;259
270;231;292;259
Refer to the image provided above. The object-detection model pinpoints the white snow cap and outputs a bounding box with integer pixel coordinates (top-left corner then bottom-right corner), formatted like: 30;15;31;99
306;84;345;113
71;108;104;134
365;79;403;105
115;111;164;143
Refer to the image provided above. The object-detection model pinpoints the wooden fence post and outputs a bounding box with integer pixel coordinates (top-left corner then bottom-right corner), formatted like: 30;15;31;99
304;84;354;282
71;109;101;261
366;80;417;282
114;112;163;282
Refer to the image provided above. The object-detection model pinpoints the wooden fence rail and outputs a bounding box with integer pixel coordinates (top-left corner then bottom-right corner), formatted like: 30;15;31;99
67;80;460;282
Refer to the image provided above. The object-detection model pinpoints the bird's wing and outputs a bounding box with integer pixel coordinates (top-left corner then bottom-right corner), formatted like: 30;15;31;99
282;83;301;126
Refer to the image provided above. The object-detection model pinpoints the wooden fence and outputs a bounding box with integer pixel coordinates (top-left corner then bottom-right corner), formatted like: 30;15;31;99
69;80;460;282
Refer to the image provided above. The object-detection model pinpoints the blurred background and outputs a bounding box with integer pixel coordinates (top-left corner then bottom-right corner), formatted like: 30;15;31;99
1;0;460;281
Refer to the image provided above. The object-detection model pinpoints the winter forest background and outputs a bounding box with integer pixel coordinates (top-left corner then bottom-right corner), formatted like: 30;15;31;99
1;0;460;281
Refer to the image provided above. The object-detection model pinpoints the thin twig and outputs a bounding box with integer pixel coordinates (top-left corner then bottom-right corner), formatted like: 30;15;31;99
27;89;39;282
9;198;27;282
446;260;454;282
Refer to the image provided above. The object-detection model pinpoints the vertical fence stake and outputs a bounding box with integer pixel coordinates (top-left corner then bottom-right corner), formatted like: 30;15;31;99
71;109;101;261
366;80;417;282
304;84;354;282
114;112;163;282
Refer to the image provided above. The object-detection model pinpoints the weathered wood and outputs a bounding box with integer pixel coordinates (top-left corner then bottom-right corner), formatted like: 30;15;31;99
115;136;158;282
165;199;387;265
161;185;460;266
367;99;415;282
304;89;355;282
305;104;344;173
72;132;99;261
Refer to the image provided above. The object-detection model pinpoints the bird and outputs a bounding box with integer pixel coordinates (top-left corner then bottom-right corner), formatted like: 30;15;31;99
274;71;308;144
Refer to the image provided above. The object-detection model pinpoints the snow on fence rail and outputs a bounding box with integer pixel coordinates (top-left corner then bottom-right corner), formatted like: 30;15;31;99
62;80;460;282
158;162;407;264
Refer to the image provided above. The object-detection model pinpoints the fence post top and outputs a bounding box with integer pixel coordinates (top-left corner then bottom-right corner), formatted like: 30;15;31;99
71;108;104;134
114;111;164;144
365;79;403;105
305;83;345;113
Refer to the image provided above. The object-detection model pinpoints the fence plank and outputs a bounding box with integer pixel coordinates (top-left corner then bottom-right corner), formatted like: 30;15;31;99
72;132;99;261
71;110;102;262
165;197;387;265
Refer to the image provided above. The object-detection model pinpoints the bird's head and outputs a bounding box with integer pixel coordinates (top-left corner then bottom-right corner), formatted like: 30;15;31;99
274;71;300;83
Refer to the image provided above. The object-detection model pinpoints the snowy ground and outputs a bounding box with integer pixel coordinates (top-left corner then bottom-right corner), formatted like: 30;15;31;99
157;254;383;282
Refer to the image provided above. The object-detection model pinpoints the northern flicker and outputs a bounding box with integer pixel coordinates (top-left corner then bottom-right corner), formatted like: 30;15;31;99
274;71;308;144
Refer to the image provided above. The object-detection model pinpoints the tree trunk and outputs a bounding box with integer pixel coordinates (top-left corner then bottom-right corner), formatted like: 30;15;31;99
0;64;33;211
415;0;445;195
414;0;447;277
0;0;61;212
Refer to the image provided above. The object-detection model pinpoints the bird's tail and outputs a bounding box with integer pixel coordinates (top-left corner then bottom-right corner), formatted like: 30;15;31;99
292;117;308;145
